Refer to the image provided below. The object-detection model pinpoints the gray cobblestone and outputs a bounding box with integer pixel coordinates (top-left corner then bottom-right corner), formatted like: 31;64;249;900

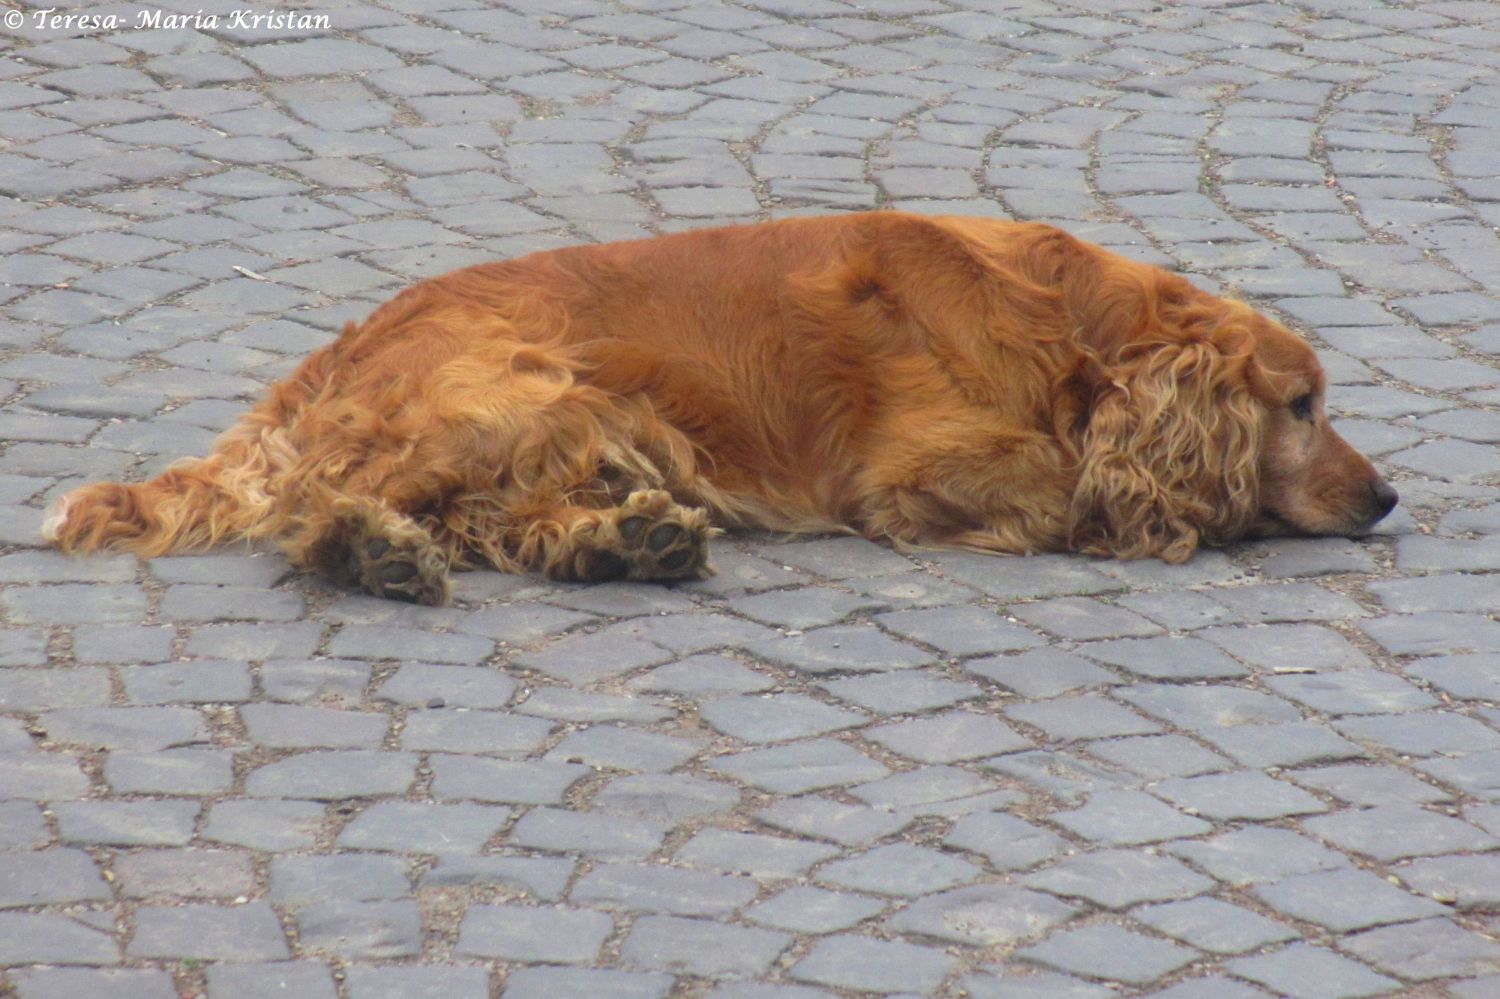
116;849;255;901
1253;867;1445;931
790;935;954;994
129;902;288;961
296;901;422;960
1018;924;1198;985
572;863;758;916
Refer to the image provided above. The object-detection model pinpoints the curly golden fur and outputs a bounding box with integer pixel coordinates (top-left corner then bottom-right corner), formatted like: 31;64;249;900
46;212;1396;603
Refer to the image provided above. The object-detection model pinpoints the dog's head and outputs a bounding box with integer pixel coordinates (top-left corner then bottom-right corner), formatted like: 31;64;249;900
1066;276;1395;561
1236;307;1398;541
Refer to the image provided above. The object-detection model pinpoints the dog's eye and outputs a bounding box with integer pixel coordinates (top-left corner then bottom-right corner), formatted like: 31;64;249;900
1290;393;1315;421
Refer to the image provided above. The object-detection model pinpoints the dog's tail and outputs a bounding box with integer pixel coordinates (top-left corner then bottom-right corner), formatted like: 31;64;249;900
43;418;295;559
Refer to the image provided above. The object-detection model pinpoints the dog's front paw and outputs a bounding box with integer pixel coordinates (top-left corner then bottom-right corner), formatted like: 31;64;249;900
567;489;715;582
345;520;451;605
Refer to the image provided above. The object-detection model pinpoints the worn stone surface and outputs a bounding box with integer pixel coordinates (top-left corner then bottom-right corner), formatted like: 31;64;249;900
3;3;1499;996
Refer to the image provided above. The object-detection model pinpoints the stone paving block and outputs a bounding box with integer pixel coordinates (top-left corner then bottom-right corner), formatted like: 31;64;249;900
874;605;1044;655
709;739;890;793
1024;850;1213;908
1343;917;1500;980
129;902;289;961
55;800;198;846
1335;710;1500;756
1416;752;1500;799
517;688;674;724
430;756;588;805
1199;623;1372;672
456;904;613;963
1361;611;1500;656
1399;853;1500;910
1252;867;1445;932
203;963;338;999
623;915;791;978
1225;943;1400;999
1266;668;1437;715
966;648;1123;698
820;672;981;714
817;842;982;898
790;935;956;994
1006;694;1162;741
333;798;510;852
887;884;1077;947
1080;636;1247;680
986;747;1137;803
746;885;885;934
0;912;119;966
1154;771;1328;821
508;807;669;861
571;863;759;916
725;587;880;629
296;901;422;960
1135;897;1297;955
202;800;325;852
0;849;110;908
1291;762;1450;807
701;692;866;742
746;624;934;673
457;603;594;642
1018;924;1198;985
120;660;253;704
2;583;148;624
1303;803;1498;861
0;751;91;800
593;772;741;822
246;751;417;800
546;726;704;772
0;667;113;710
866;710;1031;762
1169;827;1352;890
1008;596;1163;640
851;765;1012;816
502;967;674;999
944;810;1070;871
0;800;47;849
422;854;574;901
343;965;491;999
510;630;676;684
675;828;840;879
1052;789;1212;845
328;625;492;664
6;968;177;999
627;654;776;696
259;659;371;705
116;849;255;901
239;703;388;748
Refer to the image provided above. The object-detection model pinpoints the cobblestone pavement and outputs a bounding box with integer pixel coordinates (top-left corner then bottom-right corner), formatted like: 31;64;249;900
2;0;1500;996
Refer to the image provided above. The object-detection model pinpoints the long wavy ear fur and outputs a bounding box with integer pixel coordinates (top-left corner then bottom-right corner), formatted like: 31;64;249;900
1069;339;1262;562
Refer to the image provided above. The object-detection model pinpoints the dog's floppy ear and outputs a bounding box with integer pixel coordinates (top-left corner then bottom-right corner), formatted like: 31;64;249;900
1068;339;1262;562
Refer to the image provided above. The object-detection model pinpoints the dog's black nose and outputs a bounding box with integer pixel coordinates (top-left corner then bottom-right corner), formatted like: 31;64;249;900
1371;478;1398;519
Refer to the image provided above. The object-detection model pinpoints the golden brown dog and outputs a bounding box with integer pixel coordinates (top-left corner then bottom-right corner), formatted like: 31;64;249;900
46;211;1396;604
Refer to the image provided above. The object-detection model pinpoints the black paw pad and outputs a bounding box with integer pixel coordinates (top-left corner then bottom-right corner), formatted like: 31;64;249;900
618;516;649;545
583;551;629;581
380;561;417;584
646;523;683;553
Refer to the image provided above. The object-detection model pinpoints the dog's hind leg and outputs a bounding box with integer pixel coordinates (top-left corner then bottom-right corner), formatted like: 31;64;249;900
510;488;715;583
298;496;451;605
